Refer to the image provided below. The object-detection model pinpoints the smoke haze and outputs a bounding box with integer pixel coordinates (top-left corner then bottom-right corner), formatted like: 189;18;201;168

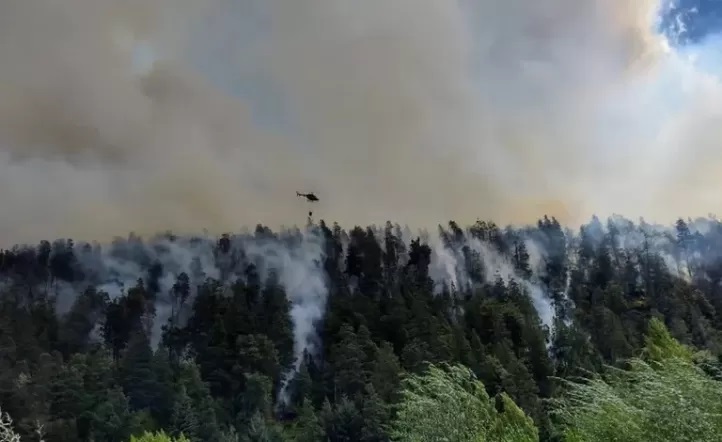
0;0;720;245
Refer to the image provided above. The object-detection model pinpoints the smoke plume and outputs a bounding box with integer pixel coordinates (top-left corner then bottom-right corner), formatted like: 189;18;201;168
3;0;721;246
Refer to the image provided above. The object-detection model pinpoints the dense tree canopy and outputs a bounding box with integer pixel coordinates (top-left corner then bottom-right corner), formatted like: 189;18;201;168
2;215;722;441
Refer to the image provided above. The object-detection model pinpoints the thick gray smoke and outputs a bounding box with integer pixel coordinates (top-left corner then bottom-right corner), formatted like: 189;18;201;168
4;0;719;247
52;227;328;386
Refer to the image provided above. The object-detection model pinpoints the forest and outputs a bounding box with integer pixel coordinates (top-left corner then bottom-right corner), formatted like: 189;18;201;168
2;214;722;441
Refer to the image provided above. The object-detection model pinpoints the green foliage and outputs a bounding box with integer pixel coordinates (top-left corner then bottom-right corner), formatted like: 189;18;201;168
552;319;722;442
643;317;694;363
320;396;364;441
0;406;21;442
552;357;722;442
292;400;324;442
129;430;190;442
239;412;285;442
170;387;199;441
237;373;273;424
120;330;162;413
389;363;538;442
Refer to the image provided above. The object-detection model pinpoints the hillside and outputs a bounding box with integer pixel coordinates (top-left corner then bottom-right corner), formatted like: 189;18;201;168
2;214;722;441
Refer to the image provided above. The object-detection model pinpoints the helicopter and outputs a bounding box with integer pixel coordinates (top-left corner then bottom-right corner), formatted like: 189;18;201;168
296;191;319;202
296;191;319;218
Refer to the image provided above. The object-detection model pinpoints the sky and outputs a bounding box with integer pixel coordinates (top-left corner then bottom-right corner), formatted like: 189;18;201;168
661;0;722;84
1;0;722;245
661;0;722;46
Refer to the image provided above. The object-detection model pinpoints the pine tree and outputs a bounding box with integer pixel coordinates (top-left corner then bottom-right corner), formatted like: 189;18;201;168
321;396;364;442
359;385;388;442
331;325;366;398
170;387;199;442
236;373;272;424
294;400;324;442
120;330;162;415
370;341;402;404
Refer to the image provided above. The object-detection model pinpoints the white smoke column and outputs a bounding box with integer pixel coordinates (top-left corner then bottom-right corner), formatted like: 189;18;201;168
429;237;466;293
467;238;555;330
74;234;220;347
522;227;575;328
427;227;554;330
559;229;575;327
523;237;547;277
605;216;684;279
238;229;328;404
